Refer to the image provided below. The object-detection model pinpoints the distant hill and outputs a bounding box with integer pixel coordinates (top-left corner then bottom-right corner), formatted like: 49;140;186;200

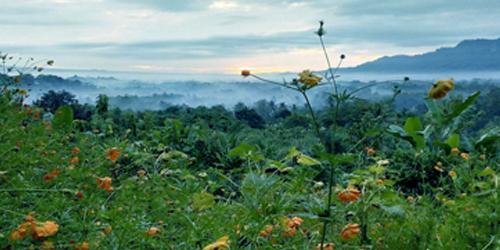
348;38;500;72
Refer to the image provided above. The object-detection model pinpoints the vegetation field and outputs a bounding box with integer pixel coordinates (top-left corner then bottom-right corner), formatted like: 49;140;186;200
1;25;499;250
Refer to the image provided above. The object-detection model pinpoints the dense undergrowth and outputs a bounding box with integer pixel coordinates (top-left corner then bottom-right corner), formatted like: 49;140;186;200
1;24;499;249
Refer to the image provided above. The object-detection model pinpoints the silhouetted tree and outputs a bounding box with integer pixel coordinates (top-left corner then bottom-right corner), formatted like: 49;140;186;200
33;90;78;113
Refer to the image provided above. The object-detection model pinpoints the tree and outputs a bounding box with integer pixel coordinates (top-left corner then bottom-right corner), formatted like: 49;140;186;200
33;90;78;113
96;94;109;115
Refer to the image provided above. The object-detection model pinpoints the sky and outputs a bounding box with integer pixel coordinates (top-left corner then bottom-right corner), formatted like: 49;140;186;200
1;0;500;75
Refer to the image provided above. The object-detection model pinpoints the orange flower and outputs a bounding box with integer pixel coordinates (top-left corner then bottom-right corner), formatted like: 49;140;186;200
241;69;251;77
449;170;457;178
316;243;335;250
340;223;360;240
74;242;89;250
337;187;361;202
33;221;59;239
71;147;81;155
451;147;460;155
460;152;469;160
43;169;60;183
69;156;80;164
281;217;303;237
259;225;273;237
365;147;375;156
145;227;160;237
96;177;113;192
75;191;84;200
106;148;121;162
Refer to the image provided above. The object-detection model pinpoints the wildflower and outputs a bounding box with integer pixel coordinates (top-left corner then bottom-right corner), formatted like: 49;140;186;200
137;170;146;177
106;148;121;162
450;147;460;155
203;236;229;250
460;152;469;160
96;177;113;192
69;156;80;164
241;69;251;77
259;225;273;237
407;196;415;203
365;147;375;156
298;70;322;87
449;170;457;179
340;223;360;240
376;179;384;185
145;227;160;237
281;217;303;237
43;169;60;183
428;79;454;99
74;242;89;250
75;191;84;200
33;221;59;239
479;154;486;161
337;187;361;202
71;147;81;155
316;243;335;250
102;226;112;235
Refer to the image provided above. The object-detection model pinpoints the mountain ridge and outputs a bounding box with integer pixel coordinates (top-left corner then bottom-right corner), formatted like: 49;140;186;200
345;37;500;72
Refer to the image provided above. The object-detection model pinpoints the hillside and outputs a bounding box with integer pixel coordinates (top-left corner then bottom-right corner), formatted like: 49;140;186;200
349;38;500;72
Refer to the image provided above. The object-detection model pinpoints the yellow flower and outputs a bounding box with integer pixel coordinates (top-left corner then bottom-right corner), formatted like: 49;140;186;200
145;227;160;237
203;236;229;250
460;152;469;160
74;242;90;250
449;170;457;178
450;147;460;155
428;79;454;99
298;70;322;87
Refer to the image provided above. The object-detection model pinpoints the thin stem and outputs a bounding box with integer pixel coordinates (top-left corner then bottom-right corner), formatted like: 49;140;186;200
301;91;322;140
249;74;297;91
319;36;339;97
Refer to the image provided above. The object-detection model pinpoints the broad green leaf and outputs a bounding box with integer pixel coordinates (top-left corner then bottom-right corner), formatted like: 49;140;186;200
286;147;320;166
445;133;460;148
475;127;500;149
379;204;405;217
228;143;257;158
444;91;480;122
478;167;495;177
192;192;215;211
404;117;423;134
52;106;73;130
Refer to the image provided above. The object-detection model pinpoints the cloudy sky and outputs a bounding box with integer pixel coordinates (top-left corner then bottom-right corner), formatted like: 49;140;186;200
1;0;499;74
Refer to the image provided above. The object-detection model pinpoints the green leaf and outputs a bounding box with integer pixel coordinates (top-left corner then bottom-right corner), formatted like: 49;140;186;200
286;147;320;166
379;204;405;217
445;91;480;122
52;106;73;130
479;167;495;177
475;127;500;149
404;117;423;134
445;133;460;148
403;117;425;150
192;192;215;211
228;143;257;158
